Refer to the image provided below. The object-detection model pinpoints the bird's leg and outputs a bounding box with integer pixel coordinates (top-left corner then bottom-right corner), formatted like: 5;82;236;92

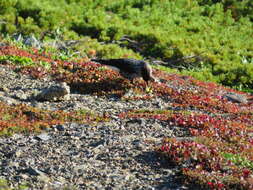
145;81;149;88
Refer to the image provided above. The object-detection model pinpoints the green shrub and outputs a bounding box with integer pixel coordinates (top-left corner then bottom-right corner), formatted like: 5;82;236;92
0;0;252;90
0;0;17;13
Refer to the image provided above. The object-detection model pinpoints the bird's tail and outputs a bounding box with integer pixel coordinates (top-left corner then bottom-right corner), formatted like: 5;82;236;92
90;59;120;72
90;59;112;65
90;59;123;68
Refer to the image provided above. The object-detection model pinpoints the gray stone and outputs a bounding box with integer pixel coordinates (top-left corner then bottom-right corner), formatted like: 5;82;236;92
0;42;7;47
55;124;65;131
223;92;248;104
15;150;22;158
35;82;70;101
35;133;51;141
21;167;45;176
19;174;29;180
14;90;29;100
37;174;50;183
13;33;23;42
23;35;41;48
0;93;19;105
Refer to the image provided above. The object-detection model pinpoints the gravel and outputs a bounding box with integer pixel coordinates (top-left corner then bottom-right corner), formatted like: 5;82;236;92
0;65;202;190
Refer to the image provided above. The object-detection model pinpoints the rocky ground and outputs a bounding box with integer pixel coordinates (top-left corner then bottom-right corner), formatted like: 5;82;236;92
0;65;204;190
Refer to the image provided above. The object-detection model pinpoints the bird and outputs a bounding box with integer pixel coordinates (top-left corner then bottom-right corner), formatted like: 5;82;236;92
90;58;157;84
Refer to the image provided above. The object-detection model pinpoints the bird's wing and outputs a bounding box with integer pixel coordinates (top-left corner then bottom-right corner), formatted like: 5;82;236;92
91;59;139;74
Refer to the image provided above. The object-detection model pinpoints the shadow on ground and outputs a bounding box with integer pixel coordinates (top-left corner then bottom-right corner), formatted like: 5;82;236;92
134;151;204;190
69;79;130;96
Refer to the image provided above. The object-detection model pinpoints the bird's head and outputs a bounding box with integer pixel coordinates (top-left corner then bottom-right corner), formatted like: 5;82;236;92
142;61;157;83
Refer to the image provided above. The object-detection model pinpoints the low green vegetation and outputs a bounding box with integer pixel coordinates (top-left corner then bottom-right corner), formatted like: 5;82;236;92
0;179;9;190
0;55;51;69
222;152;253;170
0;178;29;190
0;0;252;91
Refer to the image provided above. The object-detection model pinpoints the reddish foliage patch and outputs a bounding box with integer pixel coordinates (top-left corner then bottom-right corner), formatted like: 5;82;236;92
0;45;56;64
0;102;108;135
120;108;253;189
1;45;253;189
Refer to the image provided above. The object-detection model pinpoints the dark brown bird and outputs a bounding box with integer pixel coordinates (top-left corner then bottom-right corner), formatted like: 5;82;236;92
91;58;156;84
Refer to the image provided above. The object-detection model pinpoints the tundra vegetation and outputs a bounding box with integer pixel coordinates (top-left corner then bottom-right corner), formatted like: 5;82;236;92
0;0;253;189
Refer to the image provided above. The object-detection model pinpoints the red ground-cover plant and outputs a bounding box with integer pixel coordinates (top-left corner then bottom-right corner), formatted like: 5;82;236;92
1;45;252;103
1;45;253;188
0;102;108;135
0;46;56;64
0;45;145;96
160;138;253;189
120;109;253;189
